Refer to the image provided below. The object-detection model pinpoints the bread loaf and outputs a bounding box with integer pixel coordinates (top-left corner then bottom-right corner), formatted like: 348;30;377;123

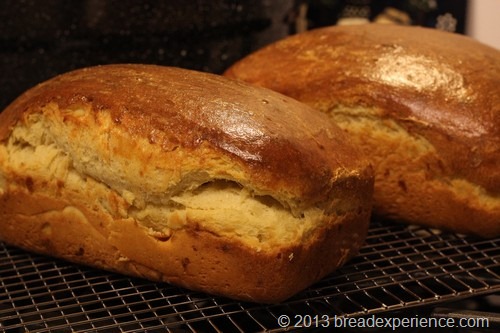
0;64;373;303
225;24;500;238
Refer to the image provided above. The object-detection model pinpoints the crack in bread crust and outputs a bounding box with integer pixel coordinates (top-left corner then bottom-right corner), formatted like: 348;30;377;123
328;106;500;236
1;114;331;249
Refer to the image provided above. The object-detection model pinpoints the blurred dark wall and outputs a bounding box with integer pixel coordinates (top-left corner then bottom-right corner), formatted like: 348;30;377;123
0;0;292;109
0;0;468;110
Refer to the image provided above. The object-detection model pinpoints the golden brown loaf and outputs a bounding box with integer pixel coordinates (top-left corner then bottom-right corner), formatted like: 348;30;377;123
225;24;500;238
0;64;373;303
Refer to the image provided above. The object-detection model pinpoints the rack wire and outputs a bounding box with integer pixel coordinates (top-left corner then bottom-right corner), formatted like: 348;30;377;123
1;219;499;332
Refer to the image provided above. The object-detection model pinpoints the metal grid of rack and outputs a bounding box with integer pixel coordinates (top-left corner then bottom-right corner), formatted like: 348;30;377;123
1;219;499;332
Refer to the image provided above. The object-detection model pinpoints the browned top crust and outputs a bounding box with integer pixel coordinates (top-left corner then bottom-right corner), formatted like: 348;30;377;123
225;24;500;196
0;64;370;211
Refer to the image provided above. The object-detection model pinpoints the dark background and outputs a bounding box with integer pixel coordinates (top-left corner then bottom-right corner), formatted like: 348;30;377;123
0;0;467;111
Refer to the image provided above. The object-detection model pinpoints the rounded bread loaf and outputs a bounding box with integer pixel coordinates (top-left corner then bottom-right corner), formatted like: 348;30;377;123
224;24;500;238
0;64;373;303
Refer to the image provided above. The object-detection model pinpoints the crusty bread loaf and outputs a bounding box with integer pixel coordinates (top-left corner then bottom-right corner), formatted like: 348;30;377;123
0;64;373;303
224;24;500;238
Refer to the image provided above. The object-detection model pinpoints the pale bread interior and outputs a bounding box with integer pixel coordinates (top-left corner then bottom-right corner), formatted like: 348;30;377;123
326;105;500;215
0;108;328;252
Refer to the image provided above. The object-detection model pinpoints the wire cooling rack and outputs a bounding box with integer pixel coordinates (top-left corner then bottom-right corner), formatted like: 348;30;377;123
1;219;500;332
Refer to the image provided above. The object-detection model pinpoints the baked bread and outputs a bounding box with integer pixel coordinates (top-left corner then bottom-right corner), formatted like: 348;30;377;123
0;64;373;303
224;24;500;238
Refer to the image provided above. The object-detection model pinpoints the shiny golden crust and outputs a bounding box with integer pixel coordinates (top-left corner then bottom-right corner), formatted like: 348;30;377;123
0;64;373;302
225;24;500;237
